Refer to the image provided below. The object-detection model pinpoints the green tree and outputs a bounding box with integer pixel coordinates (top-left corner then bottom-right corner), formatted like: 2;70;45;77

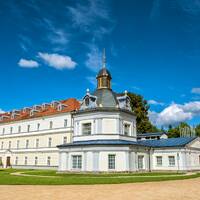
195;124;200;136
127;92;159;133
168;122;190;138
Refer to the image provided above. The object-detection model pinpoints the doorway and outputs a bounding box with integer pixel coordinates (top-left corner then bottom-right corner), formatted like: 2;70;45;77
6;156;11;168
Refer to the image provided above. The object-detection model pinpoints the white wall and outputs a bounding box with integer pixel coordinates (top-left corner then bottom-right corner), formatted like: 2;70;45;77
73;111;137;142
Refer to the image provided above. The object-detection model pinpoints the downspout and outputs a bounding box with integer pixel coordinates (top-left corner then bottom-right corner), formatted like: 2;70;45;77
148;147;152;172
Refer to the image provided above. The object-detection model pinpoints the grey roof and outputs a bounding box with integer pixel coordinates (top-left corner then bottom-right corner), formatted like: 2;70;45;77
138;137;197;147
137;132;168;137
92;88;118;108
57;137;197;148
97;68;112;78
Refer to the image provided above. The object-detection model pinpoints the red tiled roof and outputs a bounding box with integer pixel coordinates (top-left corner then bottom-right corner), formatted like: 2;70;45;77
0;98;80;124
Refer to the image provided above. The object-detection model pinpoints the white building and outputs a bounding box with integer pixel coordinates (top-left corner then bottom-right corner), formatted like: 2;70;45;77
0;52;200;172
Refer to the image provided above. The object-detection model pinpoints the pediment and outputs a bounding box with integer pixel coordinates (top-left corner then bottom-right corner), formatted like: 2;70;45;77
187;138;200;149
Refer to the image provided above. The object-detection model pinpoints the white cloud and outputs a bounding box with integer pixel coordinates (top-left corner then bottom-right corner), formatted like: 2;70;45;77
68;0;114;39
86;76;96;87
191;88;200;95
149;101;200;126
148;99;164;106
0;109;5;114
38;52;77;70
85;45;102;72
18;59;39;68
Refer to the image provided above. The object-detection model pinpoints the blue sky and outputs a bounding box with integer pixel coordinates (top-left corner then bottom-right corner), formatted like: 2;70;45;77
0;0;200;127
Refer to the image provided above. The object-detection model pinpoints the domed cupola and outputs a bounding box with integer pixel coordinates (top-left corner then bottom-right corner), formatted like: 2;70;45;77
96;49;112;89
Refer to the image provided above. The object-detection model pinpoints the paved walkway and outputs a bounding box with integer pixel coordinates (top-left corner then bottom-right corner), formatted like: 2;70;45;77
1;177;200;200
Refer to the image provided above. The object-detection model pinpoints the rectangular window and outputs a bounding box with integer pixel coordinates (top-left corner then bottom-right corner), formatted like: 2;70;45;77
26;140;29;149
24;157;28;165
17;140;20;149
156;156;162;166
18;126;21;133
63;136;67;144
168;156;175;166
108;154;116;170
49;121;53;129
15;157;18;165
138;155;144;170
2;128;5;134
1;142;3;150
82;123;92;135
35;157;38;165
72;155;82;169
8;141;11;149
48;138;52;147
124;123;130;136
10;127;13;134
47;156;51;166
27;125;30;132
36;139;39;148
37;123;40;131
64;119;68;127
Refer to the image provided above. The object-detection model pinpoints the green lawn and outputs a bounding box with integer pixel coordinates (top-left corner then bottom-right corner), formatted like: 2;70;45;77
0;169;199;185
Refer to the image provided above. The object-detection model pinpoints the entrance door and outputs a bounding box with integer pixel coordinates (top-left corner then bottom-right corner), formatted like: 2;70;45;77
138;155;144;170
6;156;11;168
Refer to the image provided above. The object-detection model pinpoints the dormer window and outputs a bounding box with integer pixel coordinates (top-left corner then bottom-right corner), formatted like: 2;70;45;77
82;123;92;135
85;97;90;106
51;101;60;108
57;103;67;111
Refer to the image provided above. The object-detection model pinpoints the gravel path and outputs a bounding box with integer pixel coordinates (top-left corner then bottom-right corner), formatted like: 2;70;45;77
0;177;200;200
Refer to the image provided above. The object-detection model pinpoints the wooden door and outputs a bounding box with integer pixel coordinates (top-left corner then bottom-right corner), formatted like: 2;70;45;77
6;156;11;168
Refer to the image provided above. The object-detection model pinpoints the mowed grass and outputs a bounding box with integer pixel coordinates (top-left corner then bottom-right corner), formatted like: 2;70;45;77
0;169;199;185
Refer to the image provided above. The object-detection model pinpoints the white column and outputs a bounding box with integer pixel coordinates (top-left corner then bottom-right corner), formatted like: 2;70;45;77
93;151;99;171
83;152;87;171
59;152;68;171
116;118;120;134
125;151;130;171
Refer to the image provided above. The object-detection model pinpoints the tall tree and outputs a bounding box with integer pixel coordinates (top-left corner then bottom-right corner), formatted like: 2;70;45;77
168;122;190;138
195;124;200;136
128;92;159;133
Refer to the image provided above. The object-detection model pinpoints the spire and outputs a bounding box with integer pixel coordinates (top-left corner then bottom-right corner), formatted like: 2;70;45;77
102;48;106;68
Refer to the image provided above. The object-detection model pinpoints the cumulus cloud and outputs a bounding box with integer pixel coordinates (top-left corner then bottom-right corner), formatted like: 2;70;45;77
18;58;39;68
38;52;77;70
148;99;164;106
149;101;200;126
191;88;200;95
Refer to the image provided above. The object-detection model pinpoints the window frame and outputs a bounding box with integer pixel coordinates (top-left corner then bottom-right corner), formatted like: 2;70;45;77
124;123;131;136
168;156;175;166
156;156;163;166
82;122;92;135
108;154;116;170
72;155;82;170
